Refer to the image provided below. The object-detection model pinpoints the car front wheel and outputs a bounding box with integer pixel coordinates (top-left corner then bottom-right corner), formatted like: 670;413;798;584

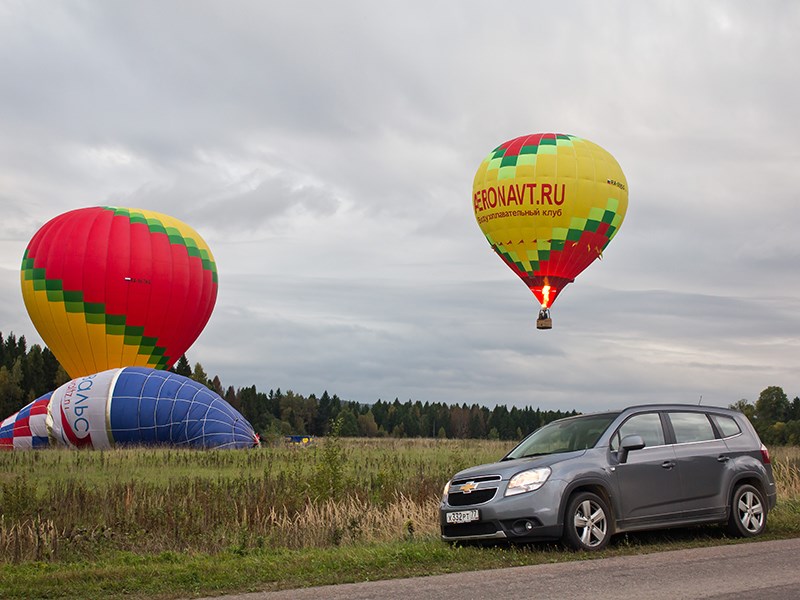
727;483;767;537
562;491;612;551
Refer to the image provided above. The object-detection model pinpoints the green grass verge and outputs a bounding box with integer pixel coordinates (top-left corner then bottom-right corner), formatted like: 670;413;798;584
3;525;799;600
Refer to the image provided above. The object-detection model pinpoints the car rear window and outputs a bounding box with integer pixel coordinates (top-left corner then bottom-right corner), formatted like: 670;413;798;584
711;414;742;438
669;412;716;443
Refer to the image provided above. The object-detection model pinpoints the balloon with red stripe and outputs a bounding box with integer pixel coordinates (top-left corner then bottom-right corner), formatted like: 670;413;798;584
472;134;628;324
20;207;218;377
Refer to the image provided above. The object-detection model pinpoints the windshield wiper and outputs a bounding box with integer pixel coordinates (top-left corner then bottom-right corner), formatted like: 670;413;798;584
504;452;547;460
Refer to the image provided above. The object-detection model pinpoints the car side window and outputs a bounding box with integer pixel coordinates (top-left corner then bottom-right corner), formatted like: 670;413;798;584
711;414;742;438
610;413;665;451
669;412;716;443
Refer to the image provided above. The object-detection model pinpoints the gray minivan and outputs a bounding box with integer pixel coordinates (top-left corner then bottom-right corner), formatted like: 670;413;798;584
440;404;777;550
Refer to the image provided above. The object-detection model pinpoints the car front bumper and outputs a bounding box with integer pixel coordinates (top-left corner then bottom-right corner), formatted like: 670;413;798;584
440;478;566;542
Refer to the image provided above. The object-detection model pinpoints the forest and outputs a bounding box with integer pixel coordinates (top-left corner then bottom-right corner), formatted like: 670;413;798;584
1;331;797;443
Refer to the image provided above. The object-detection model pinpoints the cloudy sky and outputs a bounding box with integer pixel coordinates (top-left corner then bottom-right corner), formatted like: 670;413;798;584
0;1;797;414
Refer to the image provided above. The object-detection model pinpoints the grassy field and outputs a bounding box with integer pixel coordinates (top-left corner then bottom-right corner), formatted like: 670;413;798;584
2;438;799;599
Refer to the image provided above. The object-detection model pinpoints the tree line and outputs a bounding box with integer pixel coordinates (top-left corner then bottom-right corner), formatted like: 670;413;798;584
2;331;798;443
0;331;575;439
168;354;576;440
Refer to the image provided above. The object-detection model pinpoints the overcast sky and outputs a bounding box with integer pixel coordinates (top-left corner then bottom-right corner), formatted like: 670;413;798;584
1;1;797;414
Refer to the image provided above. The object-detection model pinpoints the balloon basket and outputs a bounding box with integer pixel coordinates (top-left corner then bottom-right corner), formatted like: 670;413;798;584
536;308;552;330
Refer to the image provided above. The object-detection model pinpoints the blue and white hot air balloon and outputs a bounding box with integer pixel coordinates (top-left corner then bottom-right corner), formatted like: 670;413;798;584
0;367;259;450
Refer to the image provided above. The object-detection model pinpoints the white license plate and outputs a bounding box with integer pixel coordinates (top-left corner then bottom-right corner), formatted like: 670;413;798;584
446;509;479;524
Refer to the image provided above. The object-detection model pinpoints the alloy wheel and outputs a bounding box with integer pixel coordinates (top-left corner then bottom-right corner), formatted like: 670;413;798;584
573;498;608;548
736;489;764;533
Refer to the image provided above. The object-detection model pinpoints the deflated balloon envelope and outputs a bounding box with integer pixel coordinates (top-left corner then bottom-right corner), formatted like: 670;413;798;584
20;206;218;378
0;368;259;450
472;133;628;312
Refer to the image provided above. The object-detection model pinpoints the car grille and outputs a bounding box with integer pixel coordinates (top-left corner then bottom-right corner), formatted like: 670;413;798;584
448;489;496;506
448;474;501;507
442;521;499;538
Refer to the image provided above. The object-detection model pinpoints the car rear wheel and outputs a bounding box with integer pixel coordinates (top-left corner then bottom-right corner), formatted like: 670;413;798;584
562;491;611;551
727;483;766;537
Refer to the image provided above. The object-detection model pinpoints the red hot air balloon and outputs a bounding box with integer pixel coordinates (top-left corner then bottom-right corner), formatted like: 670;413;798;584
20;207;218;377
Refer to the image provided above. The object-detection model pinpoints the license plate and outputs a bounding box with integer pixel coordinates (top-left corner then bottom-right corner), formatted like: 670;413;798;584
446;509;479;524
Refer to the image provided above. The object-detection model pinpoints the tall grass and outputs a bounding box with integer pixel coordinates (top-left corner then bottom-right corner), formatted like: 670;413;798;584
768;446;800;535
0;438;512;563
771;446;800;493
3;439;797;565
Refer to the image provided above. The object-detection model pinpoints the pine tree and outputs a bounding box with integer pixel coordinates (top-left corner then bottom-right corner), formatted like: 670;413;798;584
191;362;210;388
174;355;192;377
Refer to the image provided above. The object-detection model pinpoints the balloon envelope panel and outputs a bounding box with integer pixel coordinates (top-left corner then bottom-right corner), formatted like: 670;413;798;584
0;394;52;450
20;207;218;377
109;368;258;449
472;133;628;308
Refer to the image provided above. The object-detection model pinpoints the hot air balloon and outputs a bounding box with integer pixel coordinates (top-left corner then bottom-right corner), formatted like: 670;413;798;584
0;367;259;450
472;133;628;329
20;207;218;377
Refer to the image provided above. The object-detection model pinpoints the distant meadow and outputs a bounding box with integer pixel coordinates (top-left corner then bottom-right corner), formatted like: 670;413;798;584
1;439;800;599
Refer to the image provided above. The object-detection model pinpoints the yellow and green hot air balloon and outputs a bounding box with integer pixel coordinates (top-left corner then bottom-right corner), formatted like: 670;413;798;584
472;133;628;328
20;206;218;377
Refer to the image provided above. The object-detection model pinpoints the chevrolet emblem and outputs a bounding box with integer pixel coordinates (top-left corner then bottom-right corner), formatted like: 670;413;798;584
460;481;478;494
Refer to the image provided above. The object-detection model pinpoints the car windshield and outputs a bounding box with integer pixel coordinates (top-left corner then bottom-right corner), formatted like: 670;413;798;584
504;413;620;459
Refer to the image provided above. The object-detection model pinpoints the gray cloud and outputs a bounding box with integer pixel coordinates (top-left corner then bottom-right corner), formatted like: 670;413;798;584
1;1;798;416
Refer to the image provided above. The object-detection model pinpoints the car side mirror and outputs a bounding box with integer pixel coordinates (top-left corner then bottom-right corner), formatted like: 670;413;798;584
618;434;646;464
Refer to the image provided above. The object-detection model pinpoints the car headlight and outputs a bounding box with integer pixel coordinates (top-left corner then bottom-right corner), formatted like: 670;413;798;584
441;480;451;502
505;467;551;496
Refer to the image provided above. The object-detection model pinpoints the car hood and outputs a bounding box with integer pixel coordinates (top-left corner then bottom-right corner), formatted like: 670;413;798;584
451;450;586;481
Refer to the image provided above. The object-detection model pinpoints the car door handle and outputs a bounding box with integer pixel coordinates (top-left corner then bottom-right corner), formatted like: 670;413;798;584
717;455;730;462
661;460;676;469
